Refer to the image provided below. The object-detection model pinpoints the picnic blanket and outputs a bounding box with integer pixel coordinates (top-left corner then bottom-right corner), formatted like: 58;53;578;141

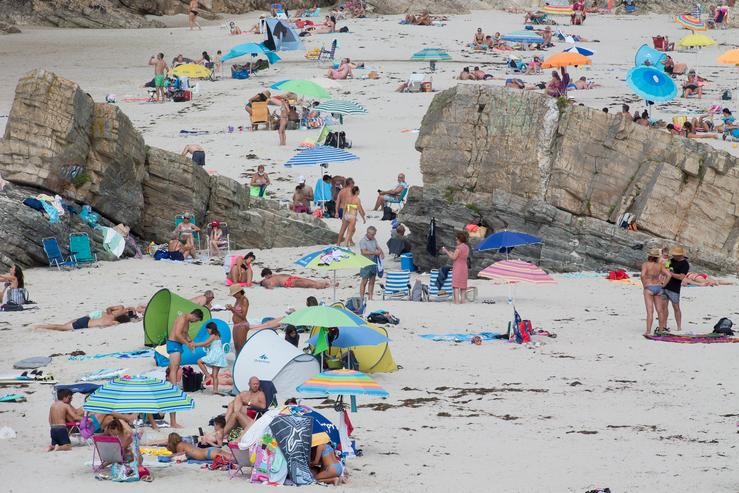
644;333;739;343
69;350;153;361
419;332;505;342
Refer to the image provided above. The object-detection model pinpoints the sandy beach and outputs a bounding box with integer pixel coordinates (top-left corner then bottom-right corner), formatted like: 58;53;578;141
1;8;738;492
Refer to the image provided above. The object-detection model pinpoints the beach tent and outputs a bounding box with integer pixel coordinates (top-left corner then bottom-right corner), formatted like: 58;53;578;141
263;18;303;51
232;329;320;398
634;44;666;71
153;319;231;367
143;289;211;347
308;306;397;374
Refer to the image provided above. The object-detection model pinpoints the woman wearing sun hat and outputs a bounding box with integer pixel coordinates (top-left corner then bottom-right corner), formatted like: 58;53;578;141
641;248;671;336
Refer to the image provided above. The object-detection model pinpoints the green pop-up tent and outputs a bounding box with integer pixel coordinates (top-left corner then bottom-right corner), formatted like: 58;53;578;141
143;289;211;347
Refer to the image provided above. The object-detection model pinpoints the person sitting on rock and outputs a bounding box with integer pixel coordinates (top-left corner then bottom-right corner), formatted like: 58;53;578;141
259;268;330;289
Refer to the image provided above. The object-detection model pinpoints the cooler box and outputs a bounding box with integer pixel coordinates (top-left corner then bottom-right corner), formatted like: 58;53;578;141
400;253;415;271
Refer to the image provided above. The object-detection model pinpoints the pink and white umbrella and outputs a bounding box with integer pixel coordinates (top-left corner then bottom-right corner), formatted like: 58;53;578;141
478;259;556;284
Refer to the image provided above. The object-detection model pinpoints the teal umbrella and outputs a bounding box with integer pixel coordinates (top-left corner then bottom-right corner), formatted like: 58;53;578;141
270;79;330;99
83;376;195;414
315;100;367;115
410;48;451;71
221;42;281;65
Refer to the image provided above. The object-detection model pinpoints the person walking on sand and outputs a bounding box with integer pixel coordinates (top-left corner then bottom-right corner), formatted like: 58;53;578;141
166;309;203;427
227;284;249;355
641;248;671;336
148;53;168;103
342;186;366;247
188;0;202;30
660;246;690;333
278;98;289;146
335;177;354;244
442;231;470;304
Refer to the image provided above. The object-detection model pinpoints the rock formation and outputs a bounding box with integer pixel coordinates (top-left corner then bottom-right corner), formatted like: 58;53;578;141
401;85;739;273
0;70;335;270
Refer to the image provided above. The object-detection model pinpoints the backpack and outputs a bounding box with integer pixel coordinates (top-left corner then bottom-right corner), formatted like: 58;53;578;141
367;311;399;325
181;366;203;392
713;317;734;336
381;206;397;221
324;131;338;147
339;26;349;33
345;296;366;315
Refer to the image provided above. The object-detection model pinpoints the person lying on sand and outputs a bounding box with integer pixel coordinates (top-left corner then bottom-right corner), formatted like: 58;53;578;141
471;66;494;80
662;55;687;76
35;312;132;331
48;389;83;451
679;121;718;139
259;268;330;289
167;432;228;462
572;76;600;90
505;78;537;90
190;290;214;309
682;272;734;287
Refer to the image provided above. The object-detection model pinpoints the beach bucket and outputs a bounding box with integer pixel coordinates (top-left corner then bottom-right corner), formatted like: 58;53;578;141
400;253;415;272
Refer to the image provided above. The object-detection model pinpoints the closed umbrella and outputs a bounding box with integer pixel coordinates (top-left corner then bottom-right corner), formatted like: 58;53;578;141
83;375;195;414
410;47;451;71
541;52;592;68
220;42;281;64
626;66;678;103
284;145;358;167
295;246;374;300
675;14;706;31
270;79;330;99
171;63;212;79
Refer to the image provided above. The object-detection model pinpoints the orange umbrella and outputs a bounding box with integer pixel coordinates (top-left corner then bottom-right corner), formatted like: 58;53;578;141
717;48;739;65
541;52;592;68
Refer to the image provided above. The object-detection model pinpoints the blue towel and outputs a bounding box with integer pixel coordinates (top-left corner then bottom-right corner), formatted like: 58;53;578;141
69;349;153;361
419;332;504;342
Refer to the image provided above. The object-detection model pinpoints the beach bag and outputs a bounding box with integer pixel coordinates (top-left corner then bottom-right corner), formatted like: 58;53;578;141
172;90;191;102
0;302;23;312
381;206;396;221
111;461;140;482
324;131;338;147
410;280;426;302
367;310;399;325
722;89;732;101
181;366;203;392
6;288;27;305
607;269;629;280
344;297;365;315
339;26;349;33
713;317;734;335
153;250;170;261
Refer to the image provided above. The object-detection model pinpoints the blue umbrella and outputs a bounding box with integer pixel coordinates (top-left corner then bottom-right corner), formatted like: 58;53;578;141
286;404;341;447
284;145;358;167
563;45;595;57
475;230;542;253
221;42;281;65
410;48;451;61
307;326;389;348
626;66;677;102
634;44;666;71
501;31;544;44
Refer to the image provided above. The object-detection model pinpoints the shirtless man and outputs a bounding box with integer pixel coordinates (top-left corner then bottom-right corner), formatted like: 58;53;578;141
227;284;249;354
167;234;188;261
35;312;131;331
373;173;408;211
48;389;83;451
167;309;203;427
259;268;330;290
190;290;214;309
224;376;267;434
641;248;671;336
148;53;168;103
181;144;206;166
188;0;201;30
335;177;354;244
472;28;486;49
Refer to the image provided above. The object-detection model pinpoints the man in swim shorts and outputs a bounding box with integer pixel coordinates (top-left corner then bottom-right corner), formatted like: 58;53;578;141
48;389;83;451
259;268;330;289
35;312;131;331
166;309;203;428
148;52;168;103
181;143;206;166
224;376;266;434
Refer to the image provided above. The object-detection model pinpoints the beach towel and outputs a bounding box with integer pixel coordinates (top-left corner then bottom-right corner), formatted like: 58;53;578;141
78;368;127;381
179;129;209;136
644;333;739;343
0;393;26;402
419;332;505;342
270;415;314;485
68;350;153;361
13;356;52;369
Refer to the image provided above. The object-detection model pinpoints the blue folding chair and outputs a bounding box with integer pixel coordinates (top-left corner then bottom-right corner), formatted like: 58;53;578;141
42;237;77;270
382;271;411;300
314;178;334;211
429;269;453;301
384;186;409;211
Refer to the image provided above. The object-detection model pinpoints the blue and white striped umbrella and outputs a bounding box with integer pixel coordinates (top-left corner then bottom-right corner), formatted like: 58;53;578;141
501;31;544;44
315;100;367;115
563;45;595;56
410;48;451;61
82;375;195;414
284;145;359;167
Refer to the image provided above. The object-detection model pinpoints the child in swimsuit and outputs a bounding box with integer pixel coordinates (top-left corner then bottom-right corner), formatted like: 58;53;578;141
167;432;227;462
311;442;343;484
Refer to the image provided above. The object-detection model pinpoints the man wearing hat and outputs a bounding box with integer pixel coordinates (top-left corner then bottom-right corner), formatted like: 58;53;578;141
298;176;314;203
226;284;249;354
661;246;690;332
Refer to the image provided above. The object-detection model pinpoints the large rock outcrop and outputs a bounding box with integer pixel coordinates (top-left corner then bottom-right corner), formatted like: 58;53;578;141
401;85;739;273
0;70;335;270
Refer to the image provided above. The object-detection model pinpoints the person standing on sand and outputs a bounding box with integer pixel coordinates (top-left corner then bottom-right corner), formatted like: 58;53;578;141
641;248;671;336
442;231;470;304
335;177;354;244
148;53;168;103
166;309;202;428
359;226;383;301
278;98;289;146
660;246;690;332
227;284;250;355
188;0;202;30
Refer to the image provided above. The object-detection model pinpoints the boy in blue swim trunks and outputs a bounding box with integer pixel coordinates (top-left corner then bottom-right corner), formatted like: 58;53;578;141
166;309;203;428
48;389;83;451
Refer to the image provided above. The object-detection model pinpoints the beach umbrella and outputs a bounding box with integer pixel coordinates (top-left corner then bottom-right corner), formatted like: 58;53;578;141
674;14;706;31
220;42;281;64
170;63;212;78
563;45;595;57
297;369;389;398
315;100;367;116
543;4;573;15
626;66;678;103
678;33;715;48
295;246;374;300
475;230;542;255
541;52;592;68
410;47;451;71
717;48;739;65
82;375;195;414
478;259;556;284
100;226;125;258
284;404;341;447
270;79;330;99
282;306;363;329
307;326;388;348
284;145;358;167
501;30;544;45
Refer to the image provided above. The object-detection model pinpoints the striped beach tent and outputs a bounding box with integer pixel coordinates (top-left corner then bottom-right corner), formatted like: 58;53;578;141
83;376;194;414
315;100;367;115
284;145;358;166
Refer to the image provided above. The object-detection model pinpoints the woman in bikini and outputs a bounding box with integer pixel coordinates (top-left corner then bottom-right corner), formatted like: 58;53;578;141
227;284;249;354
278;99;289;146
472;28;486;49
167;432;227;462
188;0;201;31
174;216;199;252
342;186;365;247
311;441;344;485
641;248;671;336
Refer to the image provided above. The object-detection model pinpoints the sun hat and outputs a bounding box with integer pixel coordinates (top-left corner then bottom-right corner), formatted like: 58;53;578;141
647;247;661;258
670;246;686;256
229;284;244;296
298;176;306;184
210;220;220;228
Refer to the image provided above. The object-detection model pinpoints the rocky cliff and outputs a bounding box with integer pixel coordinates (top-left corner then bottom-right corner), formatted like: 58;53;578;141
401;85;739;273
0;70;335;270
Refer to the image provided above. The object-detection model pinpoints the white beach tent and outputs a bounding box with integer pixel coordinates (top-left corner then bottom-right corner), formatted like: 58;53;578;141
232;329;321;399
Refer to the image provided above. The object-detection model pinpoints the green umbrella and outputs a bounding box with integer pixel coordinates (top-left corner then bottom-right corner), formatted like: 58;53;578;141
282;306;362;328
271;79;331;99
295;246;374;300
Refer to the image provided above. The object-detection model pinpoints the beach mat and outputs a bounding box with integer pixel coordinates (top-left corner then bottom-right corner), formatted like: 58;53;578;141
644;333;739;343
419;332;505;342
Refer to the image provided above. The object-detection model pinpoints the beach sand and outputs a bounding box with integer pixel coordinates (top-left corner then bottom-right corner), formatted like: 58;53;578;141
1;10;738;492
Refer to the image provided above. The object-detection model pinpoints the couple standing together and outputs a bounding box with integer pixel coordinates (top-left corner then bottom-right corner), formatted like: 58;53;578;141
641;246;689;336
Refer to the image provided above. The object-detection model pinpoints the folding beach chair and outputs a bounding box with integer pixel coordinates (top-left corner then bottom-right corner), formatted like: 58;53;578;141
69;232;97;266
313;178;334;212
382;271;411;300
428;269;453;301
206;222;231;257
253;380;278;419
318;39;338;62
42;237;77;270
384;186;409;211
250;101;270;130
175;213;202;250
403;73;426;93
228;442;252;478
92;434;125;472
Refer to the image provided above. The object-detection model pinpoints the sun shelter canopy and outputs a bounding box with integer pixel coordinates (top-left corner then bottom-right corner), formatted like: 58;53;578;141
263;18;303;51
634;44;666;71
232;329;321;398
143;289;211;347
